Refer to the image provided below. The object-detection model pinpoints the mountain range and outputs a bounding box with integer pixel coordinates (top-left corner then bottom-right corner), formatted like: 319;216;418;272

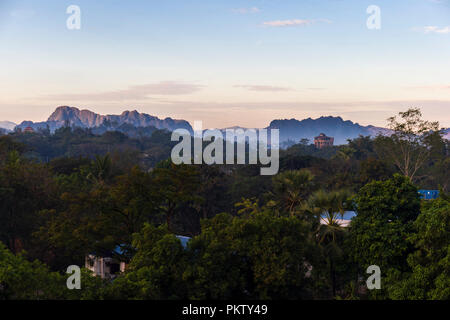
5;106;449;145
0;121;17;132
267;117;392;145
16;106;193;133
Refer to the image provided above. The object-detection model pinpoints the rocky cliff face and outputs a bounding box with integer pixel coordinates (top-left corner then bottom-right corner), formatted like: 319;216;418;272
17;106;193;133
47;106;105;127
11;107;448;144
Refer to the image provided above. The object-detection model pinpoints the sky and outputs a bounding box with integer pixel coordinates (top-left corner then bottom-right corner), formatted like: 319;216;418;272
0;0;449;128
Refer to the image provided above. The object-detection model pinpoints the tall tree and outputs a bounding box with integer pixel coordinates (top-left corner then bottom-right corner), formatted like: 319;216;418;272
309;189;353;297
0;152;56;254
388;197;450;300
152;163;202;234
347;174;421;298
375;108;442;181
185;204;317;300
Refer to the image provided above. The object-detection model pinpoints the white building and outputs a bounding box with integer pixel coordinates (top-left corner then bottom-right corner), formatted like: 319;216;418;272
85;236;191;279
320;211;356;228
85;254;126;279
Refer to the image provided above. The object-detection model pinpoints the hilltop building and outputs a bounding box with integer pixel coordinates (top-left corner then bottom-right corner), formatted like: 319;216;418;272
314;133;334;149
23;126;34;133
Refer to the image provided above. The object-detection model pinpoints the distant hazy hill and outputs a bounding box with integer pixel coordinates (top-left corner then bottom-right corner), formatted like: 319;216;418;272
267;116;391;145
0;121;17;132
9;107;448;146
15;108;392;145
16;106;193;133
444;128;450;140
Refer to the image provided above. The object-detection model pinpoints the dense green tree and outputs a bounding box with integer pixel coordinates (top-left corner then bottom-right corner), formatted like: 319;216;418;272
0;242;66;300
347;135;376;160
0;152;56;254
0;241;107;300
186;203;318;300
358;157;393;186
35;165;161;269
108;167;162;241
197;165;231;220
34;185;114;270
0;136;25;163
105;223;188;300
49;156;91;176
183;213;247;299
347;175;421;298
387;197;450;299
152;163;203;233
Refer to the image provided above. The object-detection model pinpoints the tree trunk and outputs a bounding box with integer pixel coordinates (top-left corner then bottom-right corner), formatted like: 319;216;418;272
330;258;336;297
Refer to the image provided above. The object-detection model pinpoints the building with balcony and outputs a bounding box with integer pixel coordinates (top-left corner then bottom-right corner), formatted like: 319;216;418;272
314;133;334;149
23;126;34;133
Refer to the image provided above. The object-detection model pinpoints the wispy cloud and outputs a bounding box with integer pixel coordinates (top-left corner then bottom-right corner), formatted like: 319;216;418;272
234;85;293;92
232;7;260;14
40;82;205;102
262;18;331;27
415;26;450;34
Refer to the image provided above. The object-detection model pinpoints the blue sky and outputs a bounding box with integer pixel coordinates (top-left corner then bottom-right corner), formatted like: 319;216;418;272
0;0;449;128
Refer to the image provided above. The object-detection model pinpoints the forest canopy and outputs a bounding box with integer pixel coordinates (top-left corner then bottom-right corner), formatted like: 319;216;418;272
0;108;448;300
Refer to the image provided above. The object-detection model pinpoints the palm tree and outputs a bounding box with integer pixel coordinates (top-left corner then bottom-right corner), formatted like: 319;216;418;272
88;154;112;184
311;189;352;223
334;146;356;161
270;169;314;216
309;189;353;297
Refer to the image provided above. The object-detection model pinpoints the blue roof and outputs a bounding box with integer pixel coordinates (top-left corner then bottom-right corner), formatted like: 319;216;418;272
113;246;125;255
176;235;191;249
418;190;439;200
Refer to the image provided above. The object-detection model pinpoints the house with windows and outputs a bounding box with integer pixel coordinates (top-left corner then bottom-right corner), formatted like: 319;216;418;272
85;246;127;279
85;236;191;279
314;133;334;149
23;126;34;133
